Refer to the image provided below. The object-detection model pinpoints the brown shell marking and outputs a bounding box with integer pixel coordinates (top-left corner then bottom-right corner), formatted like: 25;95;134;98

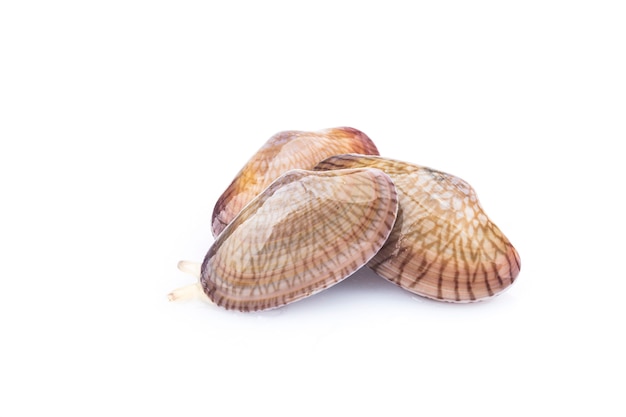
314;154;520;303
202;168;398;311
211;127;379;237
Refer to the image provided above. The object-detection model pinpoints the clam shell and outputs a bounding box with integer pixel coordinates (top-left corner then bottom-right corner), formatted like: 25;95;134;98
212;127;379;237
315;154;520;302
202;168;398;311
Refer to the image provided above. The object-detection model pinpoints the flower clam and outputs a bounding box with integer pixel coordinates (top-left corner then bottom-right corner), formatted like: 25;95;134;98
314;154;520;302
172;127;520;310
171;168;398;311
211;127;380;237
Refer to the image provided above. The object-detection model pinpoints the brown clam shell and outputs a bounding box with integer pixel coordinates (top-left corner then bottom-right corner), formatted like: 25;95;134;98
202;168;398;311
314;154;520;302
211;127;379;237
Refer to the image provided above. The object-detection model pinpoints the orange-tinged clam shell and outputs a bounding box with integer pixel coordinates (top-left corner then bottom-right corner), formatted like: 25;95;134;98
211;127;379;237
315;154;520;302
202;168;398;311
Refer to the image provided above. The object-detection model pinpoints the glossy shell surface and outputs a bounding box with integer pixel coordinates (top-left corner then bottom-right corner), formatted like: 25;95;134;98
202;168;398;311
315;154;520;302
211;127;379;236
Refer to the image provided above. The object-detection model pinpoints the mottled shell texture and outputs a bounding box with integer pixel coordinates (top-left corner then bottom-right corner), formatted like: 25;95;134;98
211;127;379;237
315;154;520;302
202;168;398;311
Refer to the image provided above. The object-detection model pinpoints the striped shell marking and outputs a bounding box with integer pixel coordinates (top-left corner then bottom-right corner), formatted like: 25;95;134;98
211;127;379;237
202;168;398;311
315;154;520;302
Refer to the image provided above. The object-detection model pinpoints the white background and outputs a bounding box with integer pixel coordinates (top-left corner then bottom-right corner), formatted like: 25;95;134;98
1;1;625;416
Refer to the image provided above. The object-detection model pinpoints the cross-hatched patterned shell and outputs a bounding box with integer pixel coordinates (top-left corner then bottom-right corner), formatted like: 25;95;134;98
202;168;398;311
314;154;520;302
211;127;379;237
